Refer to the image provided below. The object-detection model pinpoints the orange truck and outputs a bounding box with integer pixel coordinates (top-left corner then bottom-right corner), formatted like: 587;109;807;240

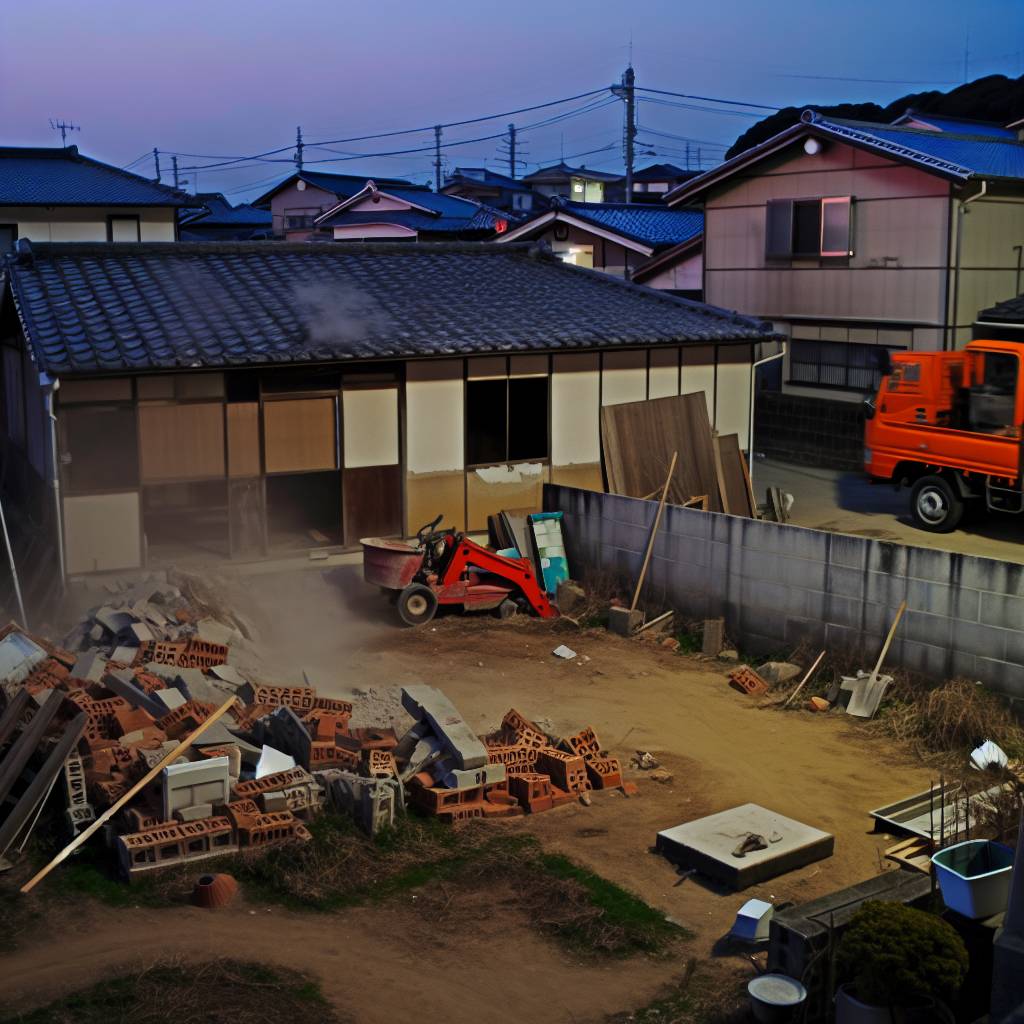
864;339;1024;532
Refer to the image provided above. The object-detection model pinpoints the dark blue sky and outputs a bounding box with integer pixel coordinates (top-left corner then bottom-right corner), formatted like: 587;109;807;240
2;0;1021;201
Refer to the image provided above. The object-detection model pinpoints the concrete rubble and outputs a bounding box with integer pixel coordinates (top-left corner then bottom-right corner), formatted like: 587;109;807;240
0;581;636;883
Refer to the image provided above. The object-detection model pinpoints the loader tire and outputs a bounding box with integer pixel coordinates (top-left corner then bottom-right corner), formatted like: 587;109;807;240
910;475;964;533
397;583;438;626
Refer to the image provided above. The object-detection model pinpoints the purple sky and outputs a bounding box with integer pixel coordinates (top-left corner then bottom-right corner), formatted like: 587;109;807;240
2;0;1021;201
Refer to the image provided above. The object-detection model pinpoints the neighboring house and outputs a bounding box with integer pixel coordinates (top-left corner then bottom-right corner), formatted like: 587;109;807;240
630;162;700;202
442;167;540;216
313;181;507;240
178;193;272;241
250;170;416;241
0;145;187;251
497;199;704;297
521;162;624;203
0;240;774;576
665;107;1024;465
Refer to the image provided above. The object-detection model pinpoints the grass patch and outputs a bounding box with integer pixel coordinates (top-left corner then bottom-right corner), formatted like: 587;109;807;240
605;959;749;1023
229;813;685;958
0;957;342;1024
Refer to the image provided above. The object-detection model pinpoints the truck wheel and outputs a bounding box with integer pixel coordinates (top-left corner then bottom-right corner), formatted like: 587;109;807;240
910;476;964;533
397;583;438;626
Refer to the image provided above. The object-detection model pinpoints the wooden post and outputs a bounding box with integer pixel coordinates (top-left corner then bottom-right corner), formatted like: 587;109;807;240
782;649;826;708
630;451;677;614
20;695;238;894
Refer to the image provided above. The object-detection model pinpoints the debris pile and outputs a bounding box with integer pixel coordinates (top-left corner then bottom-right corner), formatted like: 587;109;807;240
0;585;635;883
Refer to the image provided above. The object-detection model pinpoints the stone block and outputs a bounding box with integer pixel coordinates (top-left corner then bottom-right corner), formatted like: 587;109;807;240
401;685;487;770
608;606;642;636
436;761;507;790
174;802;214;823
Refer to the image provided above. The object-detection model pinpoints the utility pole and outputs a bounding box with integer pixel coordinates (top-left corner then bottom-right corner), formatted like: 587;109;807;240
294;126;304;172
507;123;516;179
153;148;161;183
172;155;179;190
685;141;690;171
622;65;636;204
433;125;443;191
48;119;80;146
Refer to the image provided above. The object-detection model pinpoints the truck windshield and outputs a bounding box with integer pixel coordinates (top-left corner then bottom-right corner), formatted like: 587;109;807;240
969;351;1018;433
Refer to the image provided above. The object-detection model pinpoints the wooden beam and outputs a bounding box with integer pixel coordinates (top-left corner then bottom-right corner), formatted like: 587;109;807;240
20;695;238;894
629;452;677;614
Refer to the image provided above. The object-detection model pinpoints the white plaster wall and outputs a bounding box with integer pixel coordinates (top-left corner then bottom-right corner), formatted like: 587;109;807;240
714;360;752;441
551;352;600;465
405;360;464;473
601;350;647;406
648;347;680;399
343;388;399;468
64;492;142;574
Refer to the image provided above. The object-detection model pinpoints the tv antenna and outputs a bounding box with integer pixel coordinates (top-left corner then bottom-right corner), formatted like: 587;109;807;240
49;119;81;146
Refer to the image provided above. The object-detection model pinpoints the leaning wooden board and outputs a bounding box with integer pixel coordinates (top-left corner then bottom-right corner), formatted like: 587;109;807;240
713;433;755;518
600;392;722;512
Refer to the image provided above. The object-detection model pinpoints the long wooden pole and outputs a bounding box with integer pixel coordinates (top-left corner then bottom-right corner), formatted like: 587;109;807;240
782;649;827;708
630;451;677;614
20;695;238;894
869;600;907;685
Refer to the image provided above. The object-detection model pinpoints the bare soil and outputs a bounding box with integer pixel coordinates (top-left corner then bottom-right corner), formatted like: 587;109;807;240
2;563;935;1022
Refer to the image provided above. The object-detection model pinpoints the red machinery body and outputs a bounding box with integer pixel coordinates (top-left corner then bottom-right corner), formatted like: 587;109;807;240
362;517;557;626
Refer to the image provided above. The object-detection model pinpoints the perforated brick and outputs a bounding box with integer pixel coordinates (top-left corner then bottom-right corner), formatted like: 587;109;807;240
728;666;769;696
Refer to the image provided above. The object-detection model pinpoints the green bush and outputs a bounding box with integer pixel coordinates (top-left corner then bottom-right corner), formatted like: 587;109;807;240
835;901;968;1008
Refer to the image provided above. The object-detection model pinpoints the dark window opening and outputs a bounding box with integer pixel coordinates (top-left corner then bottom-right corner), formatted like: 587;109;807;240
60;405;139;492
142;479;229;561
466;376;549;465
266;470;341;551
0;225;17;253
766;197;853;259
790;339;897;392
792;201;821;257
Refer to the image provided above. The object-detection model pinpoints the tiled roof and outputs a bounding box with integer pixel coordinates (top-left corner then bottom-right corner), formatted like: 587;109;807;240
0;146;188;207
179;194;272;227
445;167;532;191
318;187;505;234
4;241;774;375
632;162;694;182
522;162;623;184
554;201;703;248
977;294;1024;323
891;111;1017;139
249;171;415;207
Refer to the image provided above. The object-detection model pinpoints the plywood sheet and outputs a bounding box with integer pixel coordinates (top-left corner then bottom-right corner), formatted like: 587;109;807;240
263;398;336;474
227;403;260;478
139;402;225;482
344;465;402;542
600;392;722;512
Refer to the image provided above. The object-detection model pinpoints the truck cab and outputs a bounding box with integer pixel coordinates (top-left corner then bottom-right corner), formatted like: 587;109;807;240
864;340;1024;531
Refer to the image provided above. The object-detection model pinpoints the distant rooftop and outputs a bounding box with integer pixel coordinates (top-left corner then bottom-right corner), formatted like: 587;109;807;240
0;145;188;207
890;109;1018;139
521;162;623;184
179;193;272;228
249;170;416;208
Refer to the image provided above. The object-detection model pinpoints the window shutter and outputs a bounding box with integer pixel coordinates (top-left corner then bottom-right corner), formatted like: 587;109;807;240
765;199;794;258
821;196;853;256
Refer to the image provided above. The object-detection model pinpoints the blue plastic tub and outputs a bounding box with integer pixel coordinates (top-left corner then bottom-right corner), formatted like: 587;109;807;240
931;839;1014;919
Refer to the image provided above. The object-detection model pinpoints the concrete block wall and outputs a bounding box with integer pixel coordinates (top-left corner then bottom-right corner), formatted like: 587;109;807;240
545;484;1024;701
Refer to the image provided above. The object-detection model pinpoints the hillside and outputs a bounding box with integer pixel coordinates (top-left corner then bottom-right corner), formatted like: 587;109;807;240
726;73;1024;158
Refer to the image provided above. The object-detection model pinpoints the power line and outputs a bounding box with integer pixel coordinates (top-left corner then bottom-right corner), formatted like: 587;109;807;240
638;96;769;118
774;72;960;85
635;86;780;111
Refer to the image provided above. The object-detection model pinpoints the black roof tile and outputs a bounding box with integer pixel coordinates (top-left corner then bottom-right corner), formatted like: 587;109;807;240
4;240;775;376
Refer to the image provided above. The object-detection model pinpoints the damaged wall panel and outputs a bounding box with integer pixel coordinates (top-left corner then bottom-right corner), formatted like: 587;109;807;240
405;360;464;534
466;462;545;532
64;492;142;574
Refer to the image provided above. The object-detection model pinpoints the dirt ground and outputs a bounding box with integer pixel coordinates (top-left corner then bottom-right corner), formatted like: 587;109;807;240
1;562;937;1022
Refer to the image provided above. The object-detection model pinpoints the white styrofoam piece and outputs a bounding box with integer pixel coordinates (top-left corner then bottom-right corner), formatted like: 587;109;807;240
552;645;576;659
256;744;296;778
731;898;774;941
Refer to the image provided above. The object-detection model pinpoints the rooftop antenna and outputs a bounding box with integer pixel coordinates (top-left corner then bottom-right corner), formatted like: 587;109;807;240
49;119;80;147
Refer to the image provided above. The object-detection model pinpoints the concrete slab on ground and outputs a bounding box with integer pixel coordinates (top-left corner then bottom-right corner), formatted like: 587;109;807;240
656;802;834;890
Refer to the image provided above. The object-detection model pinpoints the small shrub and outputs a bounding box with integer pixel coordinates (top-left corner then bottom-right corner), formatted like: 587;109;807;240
836;901;968;1008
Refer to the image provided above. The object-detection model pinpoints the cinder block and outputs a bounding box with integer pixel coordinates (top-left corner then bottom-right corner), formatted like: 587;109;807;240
608;606;643;636
162;756;230;821
401;685;487;769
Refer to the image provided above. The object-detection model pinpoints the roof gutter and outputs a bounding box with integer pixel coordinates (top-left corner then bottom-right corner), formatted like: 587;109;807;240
949;181;988;350
974;319;1024;330
42;375;66;594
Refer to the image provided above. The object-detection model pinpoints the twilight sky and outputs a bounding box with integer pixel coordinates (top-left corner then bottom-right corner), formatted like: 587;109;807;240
2;0;1022;201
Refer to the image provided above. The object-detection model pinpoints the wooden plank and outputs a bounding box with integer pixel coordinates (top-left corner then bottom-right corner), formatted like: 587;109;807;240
630;452;677;613
711;433;731;515
20;695;239;893
715;434;755;518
